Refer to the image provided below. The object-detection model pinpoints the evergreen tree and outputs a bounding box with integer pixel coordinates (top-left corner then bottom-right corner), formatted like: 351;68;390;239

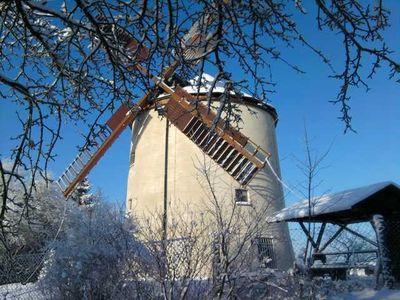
70;178;94;206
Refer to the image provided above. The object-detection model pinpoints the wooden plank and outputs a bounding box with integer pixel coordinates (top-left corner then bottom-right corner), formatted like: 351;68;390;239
106;104;131;131
125;39;150;62
164;97;193;130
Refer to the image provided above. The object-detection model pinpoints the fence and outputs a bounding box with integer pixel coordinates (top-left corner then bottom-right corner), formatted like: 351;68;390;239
0;252;45;285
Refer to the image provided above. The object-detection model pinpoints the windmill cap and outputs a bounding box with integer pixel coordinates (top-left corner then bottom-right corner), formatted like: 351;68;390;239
183;73;278;124
157;73;278;124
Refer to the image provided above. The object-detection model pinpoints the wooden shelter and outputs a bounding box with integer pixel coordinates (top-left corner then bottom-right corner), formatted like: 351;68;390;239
269;182;400;285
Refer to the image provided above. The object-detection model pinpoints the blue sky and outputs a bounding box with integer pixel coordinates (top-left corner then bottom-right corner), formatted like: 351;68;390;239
1;2;399;207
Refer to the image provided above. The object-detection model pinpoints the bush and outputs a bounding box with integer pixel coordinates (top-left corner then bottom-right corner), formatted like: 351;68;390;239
41;202;147;299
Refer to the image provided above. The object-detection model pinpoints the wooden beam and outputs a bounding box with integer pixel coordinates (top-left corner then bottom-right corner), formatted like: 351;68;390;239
63;105;142;197
340;224;378;248
319;226;345;253
299;221;318;249
315;222;326;252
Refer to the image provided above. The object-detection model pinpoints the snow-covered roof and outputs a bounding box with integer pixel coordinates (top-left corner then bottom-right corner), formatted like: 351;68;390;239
182;73;253;98
270;181;400;223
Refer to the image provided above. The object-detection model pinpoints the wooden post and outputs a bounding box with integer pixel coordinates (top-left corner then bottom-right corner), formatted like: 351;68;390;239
372;214;395;288
162;118;169;242
382;216;400;282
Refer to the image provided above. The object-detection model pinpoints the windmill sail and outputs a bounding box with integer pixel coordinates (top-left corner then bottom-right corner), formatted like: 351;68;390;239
57;104;141;197
180;13;217;64
158;84;270;186
56;61;178;198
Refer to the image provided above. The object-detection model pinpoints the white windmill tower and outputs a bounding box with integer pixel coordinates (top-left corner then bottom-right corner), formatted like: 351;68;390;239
57;14;294;270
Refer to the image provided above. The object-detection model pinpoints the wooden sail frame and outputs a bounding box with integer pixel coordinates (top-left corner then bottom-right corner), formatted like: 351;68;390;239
57;15;271;197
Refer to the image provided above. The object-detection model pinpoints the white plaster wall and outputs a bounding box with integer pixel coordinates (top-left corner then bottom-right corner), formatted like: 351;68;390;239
126;100;294;270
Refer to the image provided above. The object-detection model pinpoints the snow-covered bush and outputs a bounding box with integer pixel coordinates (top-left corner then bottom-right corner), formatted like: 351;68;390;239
1;183;66;254
0;162;69;284
0;161;66;257
209;269;375;299
0;172;73;284
41;202;148;299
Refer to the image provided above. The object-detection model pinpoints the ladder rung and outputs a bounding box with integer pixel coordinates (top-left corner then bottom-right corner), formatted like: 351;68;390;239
91;141;100;149
183;118;201;135
207;138;223;155
66;171;76;183
96;132;107;142
60;178;69;190
70;162;80;174
104;125;112;135
211;141;228;160
68;164;78;175
202;134;219;151
240;165;258;186
65;166;74;177
225;152;241;172
61;175;69;185
221;148;237;168
82;147;93;156
64;169;74;182
231;157;248;177
194;127;210;144
182;117;197;133
198;131;213;148
61;173;70;184
57;177;66;189
81;149;92;161
193;129;209;145
99;130;109;140
236;161;254;181
75;156;85;168
72;157;80;168
64;170;77;185
57;181;66;192
188;120;204;138
86;146;97;156
190;124;207;141
216;145;233;164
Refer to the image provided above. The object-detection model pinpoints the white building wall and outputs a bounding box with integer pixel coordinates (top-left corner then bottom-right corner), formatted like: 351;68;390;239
126;99;294;270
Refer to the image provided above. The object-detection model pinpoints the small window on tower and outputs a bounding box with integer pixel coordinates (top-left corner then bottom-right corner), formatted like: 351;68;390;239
130;151;136;166
235;188;249;204
254;237;277;268
128;198;133;210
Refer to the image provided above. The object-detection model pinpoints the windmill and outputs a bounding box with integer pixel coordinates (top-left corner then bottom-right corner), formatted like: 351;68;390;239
56;15;270;199
56;14;294;270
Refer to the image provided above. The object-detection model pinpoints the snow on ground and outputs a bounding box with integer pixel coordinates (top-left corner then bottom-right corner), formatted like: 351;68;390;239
1;281;400;299
331;288;400;300
0;282;48;299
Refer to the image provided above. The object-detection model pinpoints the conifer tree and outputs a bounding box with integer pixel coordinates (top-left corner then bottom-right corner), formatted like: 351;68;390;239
70;178;94;206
